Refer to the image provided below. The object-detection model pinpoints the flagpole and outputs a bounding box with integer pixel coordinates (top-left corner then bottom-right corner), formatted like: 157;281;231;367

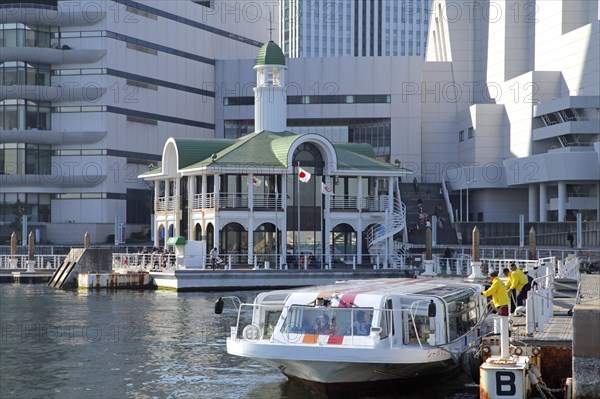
321;180;324;269
275;179;278;269
297;161;300;266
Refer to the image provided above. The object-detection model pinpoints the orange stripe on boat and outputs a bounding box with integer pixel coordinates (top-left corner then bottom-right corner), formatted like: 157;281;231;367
302;334;318;344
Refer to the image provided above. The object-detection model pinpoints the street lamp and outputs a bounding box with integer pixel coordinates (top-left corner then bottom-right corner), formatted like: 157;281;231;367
466;179;476;222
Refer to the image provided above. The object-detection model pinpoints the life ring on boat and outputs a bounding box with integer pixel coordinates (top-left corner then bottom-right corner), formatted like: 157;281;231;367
242;325;261;342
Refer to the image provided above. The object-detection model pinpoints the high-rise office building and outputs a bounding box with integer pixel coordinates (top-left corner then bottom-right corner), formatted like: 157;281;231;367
1;0;269;244
280;0;431;58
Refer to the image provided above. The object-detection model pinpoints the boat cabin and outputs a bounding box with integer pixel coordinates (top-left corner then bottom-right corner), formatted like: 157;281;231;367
237;278;485;349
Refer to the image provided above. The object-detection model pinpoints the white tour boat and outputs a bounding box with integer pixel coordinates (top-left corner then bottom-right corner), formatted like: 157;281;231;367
216;277;489;394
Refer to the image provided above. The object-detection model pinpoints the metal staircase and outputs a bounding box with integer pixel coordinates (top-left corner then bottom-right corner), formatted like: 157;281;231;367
365;181;407;268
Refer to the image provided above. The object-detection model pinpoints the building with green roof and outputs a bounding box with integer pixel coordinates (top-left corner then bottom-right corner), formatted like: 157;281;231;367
140;41;410;269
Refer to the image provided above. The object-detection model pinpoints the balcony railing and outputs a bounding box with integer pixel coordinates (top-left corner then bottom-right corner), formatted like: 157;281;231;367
331;195;358;210
157;193;390;212
219;193;248;209
253;193;282;209
156;196;180;211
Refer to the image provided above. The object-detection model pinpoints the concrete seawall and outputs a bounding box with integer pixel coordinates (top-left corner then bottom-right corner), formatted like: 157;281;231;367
572;274;600;398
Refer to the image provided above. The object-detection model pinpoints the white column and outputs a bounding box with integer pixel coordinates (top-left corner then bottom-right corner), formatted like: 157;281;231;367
356;176;363;211
174;177;181;236
281;175;287;257
154;180;160;212
324;175;332;265
356;217;363;265
213;175;220;250
214;174;220;209
165;179;171;210
539;183;547;222
558;181;567;222
201;175;207;208
248;173;254;211
528;185;538;222
150;180;160;247
248;218;254;265
187;177;195;240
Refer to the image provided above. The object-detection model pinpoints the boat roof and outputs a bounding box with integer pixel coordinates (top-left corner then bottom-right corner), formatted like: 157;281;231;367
256;278;481;304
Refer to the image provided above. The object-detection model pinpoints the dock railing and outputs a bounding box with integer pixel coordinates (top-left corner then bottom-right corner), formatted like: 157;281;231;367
0;254;65;270
110;252;400;271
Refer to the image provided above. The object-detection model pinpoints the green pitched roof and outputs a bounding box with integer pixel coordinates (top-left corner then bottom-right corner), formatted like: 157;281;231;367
141;131;405;176
173;138;234;169
255;41;286;66
185;130;298;170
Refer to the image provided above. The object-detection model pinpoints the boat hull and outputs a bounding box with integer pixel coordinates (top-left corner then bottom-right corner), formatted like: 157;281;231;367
274;358;461;396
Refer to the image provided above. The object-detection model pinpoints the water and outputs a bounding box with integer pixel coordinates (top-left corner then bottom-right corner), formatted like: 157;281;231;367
0;285;479;399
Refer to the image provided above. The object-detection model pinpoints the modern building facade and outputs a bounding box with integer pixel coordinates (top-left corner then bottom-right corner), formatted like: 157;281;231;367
279;0;431;58
426;0;599;223
221;0;600;224
142;42;407;267
0;0;270;244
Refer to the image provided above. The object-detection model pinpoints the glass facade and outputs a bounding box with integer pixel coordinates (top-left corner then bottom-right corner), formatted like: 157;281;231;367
0;143;52;175
0;193;51;223
0;99;51;130
281;0;431;58
0;23;52;48
224;118;391;158
0;61;51;86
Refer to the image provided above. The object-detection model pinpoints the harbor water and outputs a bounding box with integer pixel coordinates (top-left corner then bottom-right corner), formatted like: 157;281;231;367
0;285;479;399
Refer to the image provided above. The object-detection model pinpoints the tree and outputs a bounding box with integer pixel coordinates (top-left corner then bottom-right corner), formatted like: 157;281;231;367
9;200;30;235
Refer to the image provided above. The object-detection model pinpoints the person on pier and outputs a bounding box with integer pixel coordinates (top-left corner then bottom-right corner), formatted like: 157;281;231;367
507;264;529;308
482;271;510;316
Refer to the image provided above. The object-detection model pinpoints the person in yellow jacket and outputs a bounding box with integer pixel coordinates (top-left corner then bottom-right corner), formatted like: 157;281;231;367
503;267;516;312
482;271;510;316
508;263;529;307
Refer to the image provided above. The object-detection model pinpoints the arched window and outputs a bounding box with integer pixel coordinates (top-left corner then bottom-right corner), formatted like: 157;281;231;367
331;223;356;260
194;223;202;241
254;223;280;255
220;222;247;254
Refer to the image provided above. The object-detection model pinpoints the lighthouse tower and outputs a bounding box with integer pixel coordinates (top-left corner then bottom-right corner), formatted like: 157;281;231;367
254;41;287;132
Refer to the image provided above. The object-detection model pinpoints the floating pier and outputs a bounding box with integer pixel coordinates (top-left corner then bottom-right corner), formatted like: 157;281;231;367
479;274;599;399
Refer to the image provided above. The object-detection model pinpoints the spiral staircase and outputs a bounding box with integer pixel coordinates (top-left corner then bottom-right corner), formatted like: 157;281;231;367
365;182;407;268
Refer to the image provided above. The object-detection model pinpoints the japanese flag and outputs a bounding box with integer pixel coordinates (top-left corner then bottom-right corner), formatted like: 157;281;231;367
252;176;261;186
298;167;311;183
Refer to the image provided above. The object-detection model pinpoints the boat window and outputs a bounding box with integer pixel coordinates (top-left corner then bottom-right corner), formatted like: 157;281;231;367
263;310;282;339
446;295;479;341
280;305;374;336
400;300;433;345
379;300;393;339
403;313;431;345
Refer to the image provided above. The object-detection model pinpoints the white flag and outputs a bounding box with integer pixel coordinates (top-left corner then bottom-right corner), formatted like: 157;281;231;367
321;182;334;195
298;167;311;183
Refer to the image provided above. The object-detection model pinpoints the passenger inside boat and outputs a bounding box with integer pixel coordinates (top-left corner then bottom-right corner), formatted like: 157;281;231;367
314;314;335;334
353;311;371;335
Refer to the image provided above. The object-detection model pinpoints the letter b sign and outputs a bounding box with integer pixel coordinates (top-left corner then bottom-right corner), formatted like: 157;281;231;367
496;371;516;396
